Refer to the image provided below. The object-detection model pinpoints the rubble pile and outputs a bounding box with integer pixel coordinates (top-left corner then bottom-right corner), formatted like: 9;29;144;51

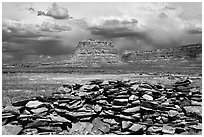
2;79;202;135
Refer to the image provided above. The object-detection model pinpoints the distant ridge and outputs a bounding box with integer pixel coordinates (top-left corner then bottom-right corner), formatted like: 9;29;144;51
122;43;202;66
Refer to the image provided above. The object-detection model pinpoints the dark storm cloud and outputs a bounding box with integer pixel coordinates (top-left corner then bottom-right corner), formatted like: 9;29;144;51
89;27;146;38
37;3;70;19
2;19;74;63
186;28;202;34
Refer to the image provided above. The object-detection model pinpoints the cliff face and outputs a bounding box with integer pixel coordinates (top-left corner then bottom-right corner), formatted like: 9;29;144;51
122;44;202;66
66;39;124;67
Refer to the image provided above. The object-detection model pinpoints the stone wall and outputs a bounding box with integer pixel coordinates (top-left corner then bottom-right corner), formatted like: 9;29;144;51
2;79;202;135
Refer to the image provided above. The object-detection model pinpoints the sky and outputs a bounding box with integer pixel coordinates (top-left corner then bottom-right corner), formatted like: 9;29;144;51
2;2;202;63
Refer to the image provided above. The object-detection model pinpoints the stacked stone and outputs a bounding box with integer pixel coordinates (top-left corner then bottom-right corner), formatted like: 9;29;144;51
2;79;202;135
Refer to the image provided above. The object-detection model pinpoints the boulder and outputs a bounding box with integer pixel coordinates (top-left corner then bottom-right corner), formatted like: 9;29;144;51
30;107;48;115
25;100;44;108
2;124;23;135
142;94;153;100
123;106;140;113
92;118;110;134
128;95;139;101
69;122;94;135
122;121;133;130
48;114;71;123
162;125;175;134
147;126;162;134
129;124;146;133
168;110;179;118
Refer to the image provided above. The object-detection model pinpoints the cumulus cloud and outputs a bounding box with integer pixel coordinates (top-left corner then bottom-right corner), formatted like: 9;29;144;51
38;3;70;19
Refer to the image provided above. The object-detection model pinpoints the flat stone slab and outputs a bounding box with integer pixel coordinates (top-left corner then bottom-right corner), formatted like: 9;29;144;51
2;124;23;135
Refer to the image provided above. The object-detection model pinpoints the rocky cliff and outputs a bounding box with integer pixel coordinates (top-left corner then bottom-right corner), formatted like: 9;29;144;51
65;39;124;67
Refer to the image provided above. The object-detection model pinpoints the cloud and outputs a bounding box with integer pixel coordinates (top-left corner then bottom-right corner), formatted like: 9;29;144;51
87;16;144;38
2;19;75;63
84;3;201;51
28;7;35;12
183;19;202;34
40;21;71;32
38;3;70;19
37;11;46;16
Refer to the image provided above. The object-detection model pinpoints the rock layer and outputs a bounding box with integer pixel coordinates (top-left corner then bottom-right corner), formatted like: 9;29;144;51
66;39;124;67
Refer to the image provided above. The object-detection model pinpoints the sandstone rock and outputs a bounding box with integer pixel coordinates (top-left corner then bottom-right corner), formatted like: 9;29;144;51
122;121;133;130
168;110;179;118
180;97;191;107
128;95;139;101
69;122;94;135
116;114;135;121
131;100;140;105
141;101;158;109
26;100;43;108
155;96;166;102
129;124;146;133
66;111;95;118
94;104;102;112
23;128;38;135
184;106;202;118
25;119;49;128
191;100;202;106
2;105;20;115
103;119;118;125
161;116;169;123
162;125;175;134
92;118;110;134
130;84;139;91
132;113;141;120
123;106;140;113
147;126;162;134
142;94;153;100
2;124;23;135
30;107;48;115
48;114;71;123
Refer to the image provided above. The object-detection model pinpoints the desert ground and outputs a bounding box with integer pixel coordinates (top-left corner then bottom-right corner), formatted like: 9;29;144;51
2;71;201;106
